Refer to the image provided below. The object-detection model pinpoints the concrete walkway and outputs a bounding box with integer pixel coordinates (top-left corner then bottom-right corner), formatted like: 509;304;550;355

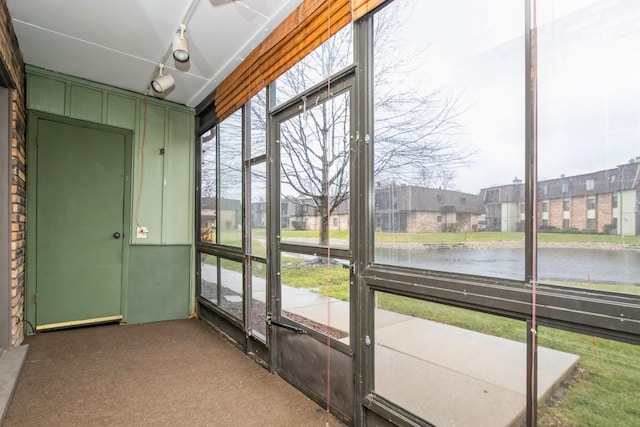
285;291;578;426
0;345;29;425
208;266;580;426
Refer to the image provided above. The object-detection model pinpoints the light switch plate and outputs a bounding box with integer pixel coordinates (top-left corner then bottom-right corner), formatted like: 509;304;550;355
136;226;148;238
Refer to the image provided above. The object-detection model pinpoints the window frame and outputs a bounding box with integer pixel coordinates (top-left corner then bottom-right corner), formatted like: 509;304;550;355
193;3;640;426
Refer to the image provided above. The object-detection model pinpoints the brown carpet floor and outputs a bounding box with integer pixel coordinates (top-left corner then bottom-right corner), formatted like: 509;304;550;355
4;319;344;427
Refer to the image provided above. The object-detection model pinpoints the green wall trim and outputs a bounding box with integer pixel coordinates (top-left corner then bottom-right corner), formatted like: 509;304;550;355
127;245;191;324
26;65;192;114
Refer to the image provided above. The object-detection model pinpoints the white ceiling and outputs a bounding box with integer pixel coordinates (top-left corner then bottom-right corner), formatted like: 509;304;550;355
6;0;302;108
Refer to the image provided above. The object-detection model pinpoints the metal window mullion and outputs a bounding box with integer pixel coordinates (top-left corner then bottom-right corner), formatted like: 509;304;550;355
215;125;222;305
353;10;376;426
242;105;251;336
524;0;537;424
266;83;281;371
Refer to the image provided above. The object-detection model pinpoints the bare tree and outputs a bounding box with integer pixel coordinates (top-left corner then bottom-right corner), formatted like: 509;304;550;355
200;111;243;200
372;2;472;187
200;130;217;198
279;91;350;246
252;2;472;245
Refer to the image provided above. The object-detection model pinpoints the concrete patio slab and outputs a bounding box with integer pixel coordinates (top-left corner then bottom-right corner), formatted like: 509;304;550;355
209;266;580;426
280;291;579;426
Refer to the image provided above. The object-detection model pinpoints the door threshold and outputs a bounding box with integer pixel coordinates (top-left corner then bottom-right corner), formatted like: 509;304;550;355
36;315;123;332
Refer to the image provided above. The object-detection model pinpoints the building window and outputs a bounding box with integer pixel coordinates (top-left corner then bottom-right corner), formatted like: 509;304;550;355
587;196;596;210
587;218;596;230
561;182;569;193
542;201;548;213
612;194;618;208
563;219;570;228
437;215;442;223
586;179;594;190
542;219;548;227
563;199;570;212
333;217;339;227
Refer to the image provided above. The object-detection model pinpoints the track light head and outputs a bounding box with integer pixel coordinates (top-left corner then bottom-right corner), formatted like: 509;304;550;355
151;64;175;93
172;24;190;63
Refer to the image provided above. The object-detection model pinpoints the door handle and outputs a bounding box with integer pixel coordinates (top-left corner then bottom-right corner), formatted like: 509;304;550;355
113;232;121;239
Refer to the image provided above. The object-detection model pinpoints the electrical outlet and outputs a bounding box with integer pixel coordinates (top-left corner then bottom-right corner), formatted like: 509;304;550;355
136;226;149;238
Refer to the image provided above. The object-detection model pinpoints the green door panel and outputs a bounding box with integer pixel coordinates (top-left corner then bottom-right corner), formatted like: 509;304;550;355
36;119;125;326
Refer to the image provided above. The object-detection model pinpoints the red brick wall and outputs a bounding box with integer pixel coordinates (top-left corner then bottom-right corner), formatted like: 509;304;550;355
0;0;26;346
597;194;612;232
547;198;564;228
571;197;587;230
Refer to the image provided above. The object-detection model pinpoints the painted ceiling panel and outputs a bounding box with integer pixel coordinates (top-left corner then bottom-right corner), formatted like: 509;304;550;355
12;21;154;92
6;0;303;108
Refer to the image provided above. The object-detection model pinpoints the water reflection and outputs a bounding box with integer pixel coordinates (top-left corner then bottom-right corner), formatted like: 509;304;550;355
375;247;640;286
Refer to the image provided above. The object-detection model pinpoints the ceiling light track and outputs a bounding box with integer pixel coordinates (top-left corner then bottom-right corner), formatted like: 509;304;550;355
148;0;200;96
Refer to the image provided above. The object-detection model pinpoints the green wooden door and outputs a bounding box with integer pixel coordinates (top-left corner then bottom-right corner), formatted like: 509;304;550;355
36;120;126;329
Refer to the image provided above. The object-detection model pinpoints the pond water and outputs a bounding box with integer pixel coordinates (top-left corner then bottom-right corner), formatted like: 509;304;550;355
374;246;640;286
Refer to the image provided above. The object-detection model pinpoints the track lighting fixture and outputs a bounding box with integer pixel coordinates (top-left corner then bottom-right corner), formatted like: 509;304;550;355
151;64;174;93
172;24;190;63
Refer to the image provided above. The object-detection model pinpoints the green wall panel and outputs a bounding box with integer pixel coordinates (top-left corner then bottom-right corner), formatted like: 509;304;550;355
127;245;190;324
162;109;194;244
25;67;196;327
106;94;136;130
27;73;65;115
69;85;103;123
131;102;165;245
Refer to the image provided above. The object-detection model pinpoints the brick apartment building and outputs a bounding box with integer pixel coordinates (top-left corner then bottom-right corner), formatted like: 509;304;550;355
274;185;483;234
481;158;640;236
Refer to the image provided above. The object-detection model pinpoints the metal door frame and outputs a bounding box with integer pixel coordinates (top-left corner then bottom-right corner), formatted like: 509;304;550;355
267;72;357;421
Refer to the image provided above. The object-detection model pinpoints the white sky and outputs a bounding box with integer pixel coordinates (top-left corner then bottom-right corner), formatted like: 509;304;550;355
393;0;640;193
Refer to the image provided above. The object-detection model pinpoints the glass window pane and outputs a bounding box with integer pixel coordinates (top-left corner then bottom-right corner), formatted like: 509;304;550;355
220;258;243;321
200;253;218;304
281;251;350;340
372;0;525;280
280;90;350;249
250;260;267;342
537;327;640;426
250;162;266;257
275;24;353;106
219;110;243;247
200;129;216;243
249;89;267;158
535;1;640;293
374;293;530;426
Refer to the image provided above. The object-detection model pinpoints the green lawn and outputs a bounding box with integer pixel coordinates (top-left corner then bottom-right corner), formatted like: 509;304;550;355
374;230;640;245
205;228;640;246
